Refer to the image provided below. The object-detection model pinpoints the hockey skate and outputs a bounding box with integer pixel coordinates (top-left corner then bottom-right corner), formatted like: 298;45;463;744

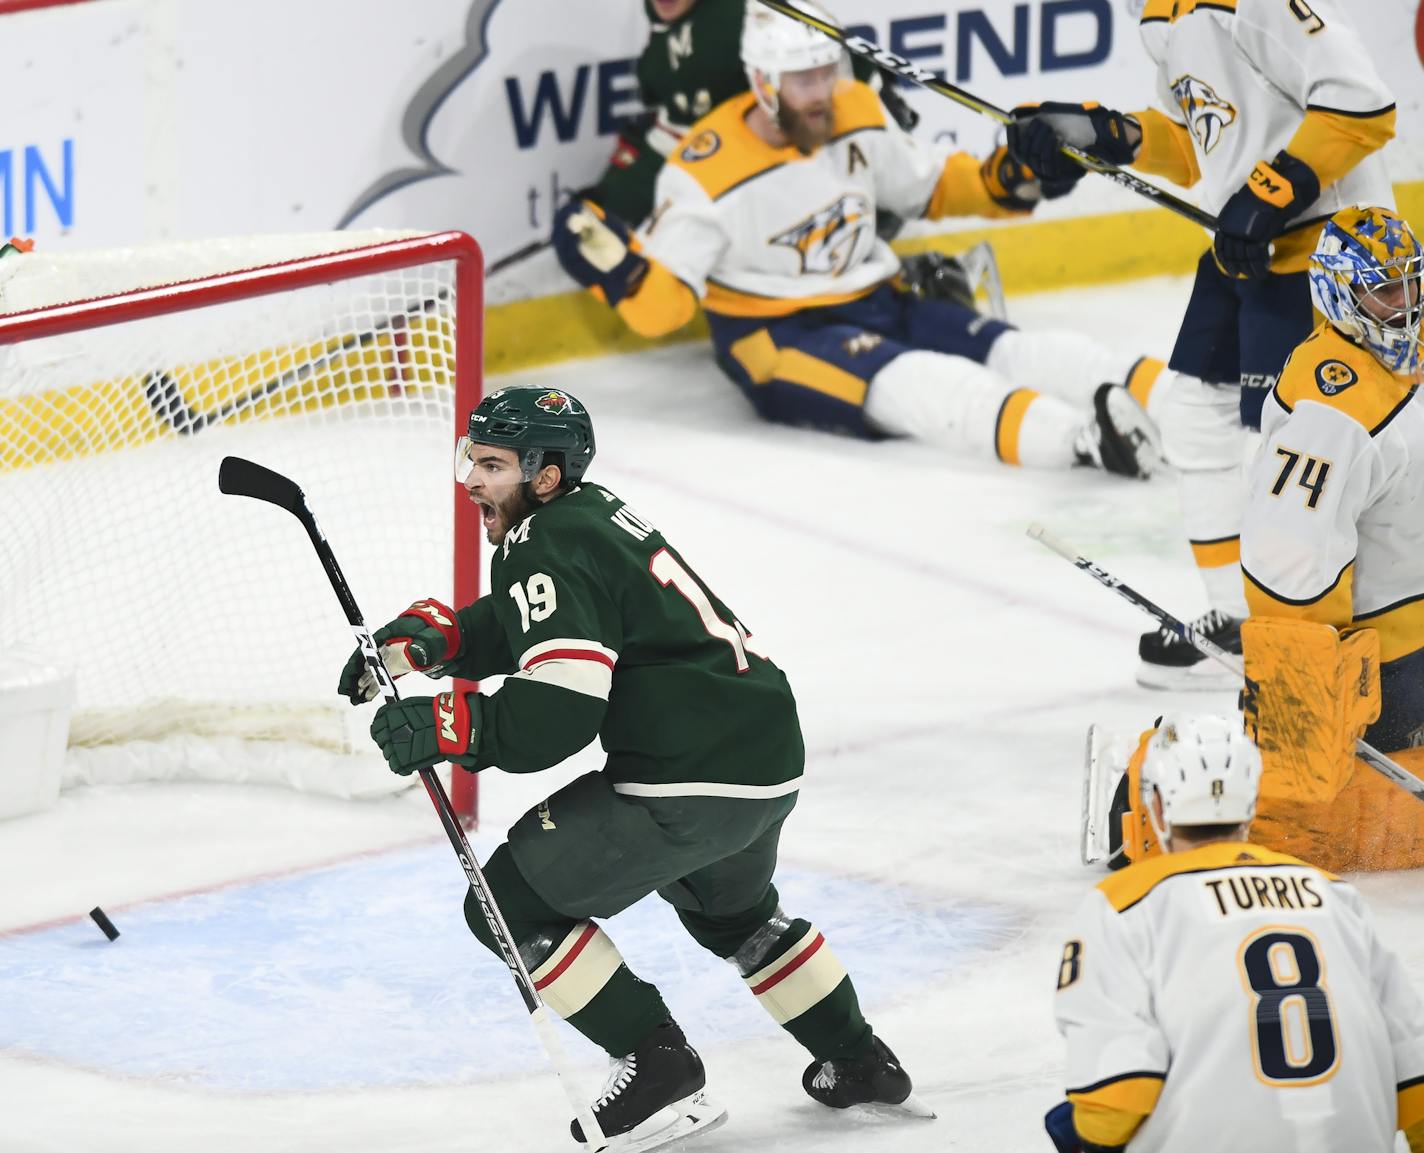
1136;608;1242;690
571;1021;727;1153
1075;384;1163;479
802;1035;936;1119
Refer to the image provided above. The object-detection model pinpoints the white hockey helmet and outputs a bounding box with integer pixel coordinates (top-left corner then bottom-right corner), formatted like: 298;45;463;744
1141;713;1261;845
741;0;845;118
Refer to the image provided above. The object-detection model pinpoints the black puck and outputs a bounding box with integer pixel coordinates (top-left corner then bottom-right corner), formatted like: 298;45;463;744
89;906;120;941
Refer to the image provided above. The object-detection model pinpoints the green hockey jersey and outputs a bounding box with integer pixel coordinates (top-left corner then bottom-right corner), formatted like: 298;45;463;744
450;482;804;797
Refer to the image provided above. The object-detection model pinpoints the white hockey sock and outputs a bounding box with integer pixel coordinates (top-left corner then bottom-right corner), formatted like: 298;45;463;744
864;349;1080;467
985;329;1143;409
1179;467;1249;616
1160;374;1250;617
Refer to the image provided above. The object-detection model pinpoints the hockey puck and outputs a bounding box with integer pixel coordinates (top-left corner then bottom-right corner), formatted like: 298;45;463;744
89;906;120;941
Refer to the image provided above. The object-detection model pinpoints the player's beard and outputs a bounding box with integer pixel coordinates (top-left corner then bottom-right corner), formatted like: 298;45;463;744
778;101;833;154
484;483;541;545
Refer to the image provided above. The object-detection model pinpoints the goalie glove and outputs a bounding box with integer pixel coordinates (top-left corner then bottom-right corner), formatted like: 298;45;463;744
369;691;482;776
552;198;648;305
338;598;463;704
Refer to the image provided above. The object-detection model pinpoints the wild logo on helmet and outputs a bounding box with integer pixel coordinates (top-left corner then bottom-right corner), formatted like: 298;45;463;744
535;390;576;415
1169;74;1237;154
770;193;873;276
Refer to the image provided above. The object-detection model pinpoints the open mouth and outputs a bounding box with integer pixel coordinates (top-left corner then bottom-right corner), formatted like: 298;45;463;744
472;496;497;530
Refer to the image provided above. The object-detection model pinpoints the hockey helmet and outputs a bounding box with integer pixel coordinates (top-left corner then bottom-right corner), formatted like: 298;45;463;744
1140;713;1261;844
1309;206;1423;377
741;0;845;119
456;387;596;485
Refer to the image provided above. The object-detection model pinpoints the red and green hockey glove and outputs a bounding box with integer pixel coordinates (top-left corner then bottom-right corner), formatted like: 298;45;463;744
338;597;463;704
369;691;482;776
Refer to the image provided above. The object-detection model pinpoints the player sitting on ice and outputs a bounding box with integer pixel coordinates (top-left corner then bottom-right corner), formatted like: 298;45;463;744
338;386;932;1151
1048;713;1424;1153
1082;208;1424;876
552;0;1165;478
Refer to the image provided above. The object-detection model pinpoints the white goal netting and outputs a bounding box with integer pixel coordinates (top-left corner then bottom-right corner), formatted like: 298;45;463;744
0;231;482;802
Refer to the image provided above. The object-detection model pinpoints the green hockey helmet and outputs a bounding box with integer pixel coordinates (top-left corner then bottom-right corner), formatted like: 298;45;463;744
456;386;596;485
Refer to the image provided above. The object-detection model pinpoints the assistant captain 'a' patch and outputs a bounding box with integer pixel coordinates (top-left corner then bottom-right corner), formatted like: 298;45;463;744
1315;359;1357;396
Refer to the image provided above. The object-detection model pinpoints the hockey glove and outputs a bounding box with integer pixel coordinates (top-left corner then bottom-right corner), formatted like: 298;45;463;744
1044;1101;1126;1153
894;252;976;311
552;198;648;305
981;145;1043;213
1212;150;1320;280
369;691;482;776
338;598;464;704
1007;103;1139;198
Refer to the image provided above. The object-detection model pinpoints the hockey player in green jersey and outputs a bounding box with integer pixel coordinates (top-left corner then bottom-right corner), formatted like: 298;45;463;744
338;385;930;1149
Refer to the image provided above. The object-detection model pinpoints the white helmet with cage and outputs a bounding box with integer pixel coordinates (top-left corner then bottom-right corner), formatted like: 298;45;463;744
1140;713;1262;846
1308;206;1423;378
741;0;846;118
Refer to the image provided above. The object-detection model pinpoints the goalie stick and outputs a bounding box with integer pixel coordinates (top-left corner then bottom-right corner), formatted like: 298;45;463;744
753;0;1218;232
217;455;606;1148
1026;523;1424;804
145;292;448;435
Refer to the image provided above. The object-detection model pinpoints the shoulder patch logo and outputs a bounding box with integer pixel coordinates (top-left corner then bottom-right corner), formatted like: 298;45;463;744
847;141;869;175
680;130;721;163
535;390;575;415
1169;74;1236;154
1315;360;1358;396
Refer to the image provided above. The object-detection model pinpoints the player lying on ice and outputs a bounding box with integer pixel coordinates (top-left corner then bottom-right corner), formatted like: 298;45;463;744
338;386;934;1152
553;0;1165;479
1085;207;1424;878
1049;713;1424;1153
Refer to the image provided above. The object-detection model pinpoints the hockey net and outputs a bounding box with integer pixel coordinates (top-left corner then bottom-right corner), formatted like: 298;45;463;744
0;230;483;819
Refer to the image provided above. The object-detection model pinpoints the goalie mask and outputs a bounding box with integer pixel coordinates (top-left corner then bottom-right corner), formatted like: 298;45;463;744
456;387;596;485
1309;206;1423;377
1141;713;1261;846
740;0;846;119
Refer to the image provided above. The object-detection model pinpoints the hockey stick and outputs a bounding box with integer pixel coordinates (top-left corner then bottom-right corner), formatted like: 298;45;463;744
144;291;449;435
487;238;551;277
1026;523;1424;803
753;0;1218;232
216;456;605;1147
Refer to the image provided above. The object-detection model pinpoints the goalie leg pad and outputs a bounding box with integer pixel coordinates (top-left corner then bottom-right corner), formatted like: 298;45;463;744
1119;727;1163;866
1242;617;1381;806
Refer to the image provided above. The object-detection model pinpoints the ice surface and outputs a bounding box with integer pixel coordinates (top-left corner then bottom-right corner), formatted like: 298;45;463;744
2;275;1419;1152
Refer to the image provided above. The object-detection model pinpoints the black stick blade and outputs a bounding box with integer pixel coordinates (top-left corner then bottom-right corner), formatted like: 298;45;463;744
218;456;304;512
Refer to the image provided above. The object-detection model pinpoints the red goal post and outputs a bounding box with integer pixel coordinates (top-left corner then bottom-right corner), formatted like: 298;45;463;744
0;230;484;822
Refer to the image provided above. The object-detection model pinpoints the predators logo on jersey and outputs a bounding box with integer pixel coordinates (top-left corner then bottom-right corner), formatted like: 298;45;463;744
1315;359;1358;395
1170;74;1237;154
770;194;874;277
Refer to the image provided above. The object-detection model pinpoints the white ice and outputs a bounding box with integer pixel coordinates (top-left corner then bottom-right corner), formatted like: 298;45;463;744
3;274;1420;1153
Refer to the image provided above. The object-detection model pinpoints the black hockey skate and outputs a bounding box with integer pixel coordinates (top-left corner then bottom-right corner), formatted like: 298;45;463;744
571;1021;727;1152
1137;608;1242;690
802;1035;935;1118
1075;383;1163;479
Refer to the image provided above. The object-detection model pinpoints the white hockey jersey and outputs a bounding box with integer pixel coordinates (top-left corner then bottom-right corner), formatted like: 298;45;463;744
1241;324;1424;665
1134;0;1394;259
1056;841;1424;1153
632;81;1011;320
